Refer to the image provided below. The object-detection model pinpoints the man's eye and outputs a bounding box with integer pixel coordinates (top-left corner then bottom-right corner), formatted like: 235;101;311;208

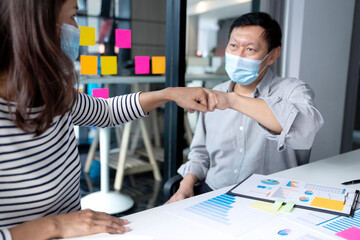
247;48;254;51
230;44;236;48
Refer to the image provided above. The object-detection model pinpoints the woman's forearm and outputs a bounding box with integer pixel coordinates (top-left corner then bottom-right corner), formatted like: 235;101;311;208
9;216;59;240
138;88;174;114
139;87;208;114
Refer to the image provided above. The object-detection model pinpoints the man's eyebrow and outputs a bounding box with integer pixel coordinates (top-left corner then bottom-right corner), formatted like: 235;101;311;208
231;37;259;47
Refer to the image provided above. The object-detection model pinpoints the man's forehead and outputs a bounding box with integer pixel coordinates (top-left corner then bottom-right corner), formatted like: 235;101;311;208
232;25;265;36
230;26;267;44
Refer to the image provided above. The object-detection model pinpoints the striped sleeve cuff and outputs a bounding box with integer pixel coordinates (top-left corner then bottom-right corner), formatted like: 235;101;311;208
108;92;148;125
0;229;12;240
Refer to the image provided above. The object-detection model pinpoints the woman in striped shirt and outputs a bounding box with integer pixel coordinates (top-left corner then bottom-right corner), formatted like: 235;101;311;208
0;0;210;239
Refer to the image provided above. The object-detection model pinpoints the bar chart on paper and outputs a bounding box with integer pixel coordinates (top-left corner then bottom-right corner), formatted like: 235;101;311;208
185;194;236;225
166;193;278;238
319;208;360;234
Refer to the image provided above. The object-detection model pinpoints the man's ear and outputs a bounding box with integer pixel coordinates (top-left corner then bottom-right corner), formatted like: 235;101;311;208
267;46;281;66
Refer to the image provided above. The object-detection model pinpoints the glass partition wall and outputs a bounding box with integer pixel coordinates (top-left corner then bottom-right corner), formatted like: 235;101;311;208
77;0;254;213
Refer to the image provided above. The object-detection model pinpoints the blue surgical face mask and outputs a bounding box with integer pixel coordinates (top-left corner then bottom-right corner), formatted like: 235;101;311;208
59;23;80;62
225;51;271;85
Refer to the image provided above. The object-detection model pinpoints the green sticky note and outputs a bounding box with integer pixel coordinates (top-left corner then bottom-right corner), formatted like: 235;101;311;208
271;199;284;211
283;201;296;213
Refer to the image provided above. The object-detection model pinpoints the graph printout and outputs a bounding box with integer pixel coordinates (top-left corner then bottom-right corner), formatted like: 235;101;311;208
283;206;360;239
228;174;359;217
166;193;281;238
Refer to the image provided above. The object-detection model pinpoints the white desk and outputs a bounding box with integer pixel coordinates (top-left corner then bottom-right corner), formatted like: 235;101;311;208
68;149;360;240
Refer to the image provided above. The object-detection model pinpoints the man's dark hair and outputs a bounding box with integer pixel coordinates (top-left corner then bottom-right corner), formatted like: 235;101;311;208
229;12;282;52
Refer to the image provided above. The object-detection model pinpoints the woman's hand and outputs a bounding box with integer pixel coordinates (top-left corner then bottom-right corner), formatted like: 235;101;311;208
170;87;208;113
55;209;130;238
9;209;130;240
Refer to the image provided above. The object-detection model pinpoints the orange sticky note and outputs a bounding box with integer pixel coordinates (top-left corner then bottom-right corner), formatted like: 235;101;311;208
80;55;98;75
79;26;96;46
101;56;117;75
152;56;166;74
310;197;344;211
78;89;82;92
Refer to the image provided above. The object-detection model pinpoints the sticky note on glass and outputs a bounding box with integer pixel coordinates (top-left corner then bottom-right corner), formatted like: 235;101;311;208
152;56;166;74
92;88;109;99
336;227;360;240
79;26;96;46
80;55;98;75
310;197;344;211
115;29;131;48
135;56;150;74
101;56;117;75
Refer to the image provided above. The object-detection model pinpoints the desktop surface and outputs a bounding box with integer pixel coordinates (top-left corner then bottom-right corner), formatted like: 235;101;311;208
63;149;360;240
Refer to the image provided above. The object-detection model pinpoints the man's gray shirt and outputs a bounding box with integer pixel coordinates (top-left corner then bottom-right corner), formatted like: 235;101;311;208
178;69;324;190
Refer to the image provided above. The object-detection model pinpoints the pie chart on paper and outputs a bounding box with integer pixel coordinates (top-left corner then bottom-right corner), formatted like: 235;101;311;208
261;179;280;185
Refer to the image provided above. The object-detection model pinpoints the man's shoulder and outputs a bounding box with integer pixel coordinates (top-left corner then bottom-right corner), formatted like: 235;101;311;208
271;74;308;90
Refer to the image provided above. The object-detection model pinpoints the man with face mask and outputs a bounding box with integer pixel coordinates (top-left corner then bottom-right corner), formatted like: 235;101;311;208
166;12;324;204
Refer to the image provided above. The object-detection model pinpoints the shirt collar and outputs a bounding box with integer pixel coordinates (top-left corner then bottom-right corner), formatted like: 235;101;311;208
227;68;274;97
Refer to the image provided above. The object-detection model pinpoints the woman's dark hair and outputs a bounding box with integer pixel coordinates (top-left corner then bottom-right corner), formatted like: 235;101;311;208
229;12;282;52
0;0;78;135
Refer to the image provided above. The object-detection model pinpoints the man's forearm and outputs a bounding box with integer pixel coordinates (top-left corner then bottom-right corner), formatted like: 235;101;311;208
229;92;283;134
180;174;199;189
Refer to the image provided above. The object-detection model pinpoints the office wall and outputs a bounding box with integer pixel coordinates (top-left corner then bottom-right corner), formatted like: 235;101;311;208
285;0;355;161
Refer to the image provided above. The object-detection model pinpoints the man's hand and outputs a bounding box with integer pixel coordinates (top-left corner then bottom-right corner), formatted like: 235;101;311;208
165;174;198;204
203;88;233;111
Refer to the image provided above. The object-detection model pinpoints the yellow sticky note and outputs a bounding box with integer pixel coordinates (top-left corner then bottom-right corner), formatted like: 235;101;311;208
248;201;280;214
80;55;98;75
152;56;166;74
101;56;117;75
310;197;344;211
79;26;95;46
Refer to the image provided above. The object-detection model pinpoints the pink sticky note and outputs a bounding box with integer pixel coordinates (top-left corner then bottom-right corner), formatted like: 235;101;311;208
336;227;360;240
92;88;109;99
115;29;131;48
135;56;150;74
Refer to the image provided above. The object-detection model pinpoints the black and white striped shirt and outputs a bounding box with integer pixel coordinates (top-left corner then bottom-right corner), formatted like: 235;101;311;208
0;92;146;239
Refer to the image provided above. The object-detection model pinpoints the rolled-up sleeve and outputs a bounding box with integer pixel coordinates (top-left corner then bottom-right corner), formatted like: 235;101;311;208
71;91;148;127
260;83;324;151
177;113;210;181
